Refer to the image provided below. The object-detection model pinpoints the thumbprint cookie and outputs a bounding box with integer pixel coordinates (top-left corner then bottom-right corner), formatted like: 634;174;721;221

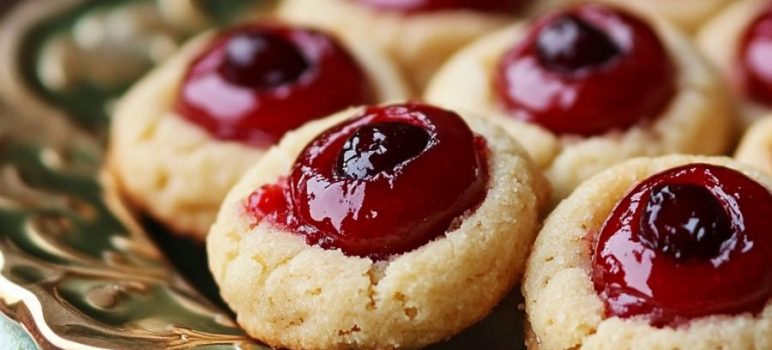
523;155;771;350
109;23;409;239
698;0;772;129
426;4;731;204
207;102;547;349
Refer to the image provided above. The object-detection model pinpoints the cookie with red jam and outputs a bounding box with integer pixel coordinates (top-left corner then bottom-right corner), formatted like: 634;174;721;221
426;4;731;203
207;103;547;350
109;23;409;239
277;0;544;90
523;155;771;350
698;0;772;129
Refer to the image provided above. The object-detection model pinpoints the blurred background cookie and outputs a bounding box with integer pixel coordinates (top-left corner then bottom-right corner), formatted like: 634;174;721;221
697;0;772;129
736;114;772;175
590;0;734;33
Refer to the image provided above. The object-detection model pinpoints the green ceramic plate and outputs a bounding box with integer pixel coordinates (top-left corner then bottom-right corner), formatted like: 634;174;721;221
0;1;525;349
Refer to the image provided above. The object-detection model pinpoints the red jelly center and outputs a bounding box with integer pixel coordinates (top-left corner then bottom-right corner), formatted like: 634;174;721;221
246;103;490;260
494;4;675;136
219;31;309;89
176;24;375;147
640;184;732;260
536;14;621;72
354;0;532;14
592;164;772;327
739;6;772;107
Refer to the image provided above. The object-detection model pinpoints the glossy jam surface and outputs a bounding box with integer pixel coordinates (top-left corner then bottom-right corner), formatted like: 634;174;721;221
495;4;675;136
246;103;490;260
536;14;621;72
592;164;772;327
176;24;375;147
220;31;309;89
336;122;430;179
640;184;732;260
354;0;531;14
739;6;772;107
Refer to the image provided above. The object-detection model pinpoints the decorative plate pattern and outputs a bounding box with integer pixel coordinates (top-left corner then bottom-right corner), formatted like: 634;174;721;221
0;1;525;349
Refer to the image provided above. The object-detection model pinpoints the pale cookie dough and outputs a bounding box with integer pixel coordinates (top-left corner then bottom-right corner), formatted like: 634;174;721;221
425;12;731;204
276;0;517;92
109;29;409;240
522;155;772;350
736;115;772;176
207;107;547;350
697;0;771;129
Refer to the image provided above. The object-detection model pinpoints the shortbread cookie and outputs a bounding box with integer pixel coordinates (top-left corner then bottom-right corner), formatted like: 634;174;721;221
736;115;772;176
207;103;547;349
277;0;532;91
426;4;731;203
523;155;772;350
697;0;772;129
110;23;409;239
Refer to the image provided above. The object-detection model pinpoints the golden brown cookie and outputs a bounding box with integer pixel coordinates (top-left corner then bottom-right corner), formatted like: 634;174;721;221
523;155;771;350
109;23;409;239
426;3;731;204
207;103;547;349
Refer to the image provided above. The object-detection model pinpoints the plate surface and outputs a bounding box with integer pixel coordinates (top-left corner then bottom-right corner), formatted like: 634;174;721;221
0;1;525;349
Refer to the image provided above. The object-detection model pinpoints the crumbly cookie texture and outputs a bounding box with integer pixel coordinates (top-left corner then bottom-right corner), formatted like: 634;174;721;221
697;0;771;130
522;155;772;350
109;30;409;240
736;115;772;176
277;0;515;91
207;107;547;350
425;13;732;205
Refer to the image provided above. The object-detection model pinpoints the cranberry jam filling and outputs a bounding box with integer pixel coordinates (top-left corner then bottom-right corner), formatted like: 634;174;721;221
592;164;772;327
246;103;490;260
494;4;675;136
176;24;375;147
739;5;772;107
354;0;531;14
